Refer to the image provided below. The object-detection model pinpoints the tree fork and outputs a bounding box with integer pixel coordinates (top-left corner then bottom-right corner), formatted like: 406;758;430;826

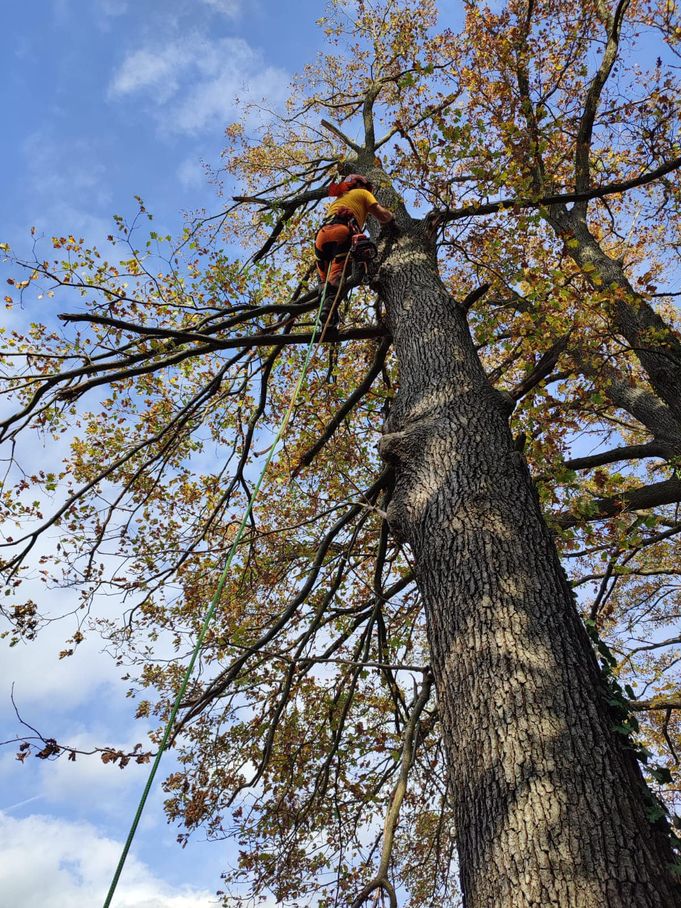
376;223;680;906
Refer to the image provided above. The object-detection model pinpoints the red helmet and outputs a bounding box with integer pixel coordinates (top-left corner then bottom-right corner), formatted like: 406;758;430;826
345;173;373;192
327;173;374;197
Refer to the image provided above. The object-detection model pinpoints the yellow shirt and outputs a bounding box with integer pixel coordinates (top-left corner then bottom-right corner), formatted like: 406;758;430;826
327;188;378;229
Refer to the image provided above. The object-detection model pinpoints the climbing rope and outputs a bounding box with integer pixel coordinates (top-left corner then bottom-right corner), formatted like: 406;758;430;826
103;271;346;907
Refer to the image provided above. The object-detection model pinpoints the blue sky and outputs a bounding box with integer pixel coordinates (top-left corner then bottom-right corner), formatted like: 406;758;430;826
0;1;329;905
2;0;324;251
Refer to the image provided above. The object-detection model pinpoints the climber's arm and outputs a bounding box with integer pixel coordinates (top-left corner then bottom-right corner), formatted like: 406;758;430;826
368;201;395;224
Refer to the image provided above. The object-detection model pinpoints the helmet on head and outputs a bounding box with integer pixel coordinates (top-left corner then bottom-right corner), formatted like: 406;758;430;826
345;173;373;192
327;173;374;198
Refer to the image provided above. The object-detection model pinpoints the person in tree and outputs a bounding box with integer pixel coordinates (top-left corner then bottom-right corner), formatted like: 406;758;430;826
314;173;395;327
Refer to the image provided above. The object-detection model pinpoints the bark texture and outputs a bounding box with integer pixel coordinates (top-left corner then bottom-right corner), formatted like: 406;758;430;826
377;226;680;907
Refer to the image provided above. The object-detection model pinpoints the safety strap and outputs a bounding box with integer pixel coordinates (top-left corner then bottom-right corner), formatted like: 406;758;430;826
321;211;361;232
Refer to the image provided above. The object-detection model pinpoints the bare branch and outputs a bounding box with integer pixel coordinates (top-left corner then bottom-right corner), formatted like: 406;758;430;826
351;673;433;908
175;468;392;731
291;335;391;477
375;91;461;151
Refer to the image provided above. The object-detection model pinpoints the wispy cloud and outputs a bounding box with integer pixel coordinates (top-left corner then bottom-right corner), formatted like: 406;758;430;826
108;42;190;102
97;0;129;17
16;130;116;248
23;132;110;206
109;35;290;134
3;796;43;813
199;0;242;16
177;157;208;190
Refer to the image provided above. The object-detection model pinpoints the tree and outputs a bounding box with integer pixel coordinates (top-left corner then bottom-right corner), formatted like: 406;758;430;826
2;0;681;904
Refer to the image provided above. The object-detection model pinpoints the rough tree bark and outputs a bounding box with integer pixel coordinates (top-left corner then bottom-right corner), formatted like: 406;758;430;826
374;214;680;904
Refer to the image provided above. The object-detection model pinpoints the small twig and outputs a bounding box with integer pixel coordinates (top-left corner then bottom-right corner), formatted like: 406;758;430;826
7;686;154;765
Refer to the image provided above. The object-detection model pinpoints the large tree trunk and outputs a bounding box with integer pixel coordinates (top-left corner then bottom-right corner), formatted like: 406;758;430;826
377;226;680;907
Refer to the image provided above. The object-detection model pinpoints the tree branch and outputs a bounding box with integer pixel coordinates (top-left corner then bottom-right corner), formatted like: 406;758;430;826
375;91;461;151
175;468;392;731
574;0;630;210
510;333;569;401
436;154;681;224
555;478;681;528
351;673;433;908
321;118;362;153
362;84;380;151
291;335;391;477
629;697;681;712
563;441;675;471
458;282;491;312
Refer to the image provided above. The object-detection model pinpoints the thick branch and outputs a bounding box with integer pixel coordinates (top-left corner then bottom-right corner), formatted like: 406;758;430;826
437;154;681;224
320;118;361;153
459;282;491;312
510;334;569;401
574;0;630;210
362;84;380;151
564;441;675;471
59;288;322;340
514;0;545;194
555;478;681;528
630;697;681;712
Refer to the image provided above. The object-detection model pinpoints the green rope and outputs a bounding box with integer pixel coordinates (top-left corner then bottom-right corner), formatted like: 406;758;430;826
103;275;335;908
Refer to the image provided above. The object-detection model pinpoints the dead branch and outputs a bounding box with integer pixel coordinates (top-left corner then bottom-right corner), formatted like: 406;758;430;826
351;673;433;908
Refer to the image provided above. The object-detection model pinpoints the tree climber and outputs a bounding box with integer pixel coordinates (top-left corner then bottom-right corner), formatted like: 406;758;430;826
314;174;395;328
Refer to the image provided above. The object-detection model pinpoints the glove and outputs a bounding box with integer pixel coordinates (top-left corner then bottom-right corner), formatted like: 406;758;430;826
381;219;400;239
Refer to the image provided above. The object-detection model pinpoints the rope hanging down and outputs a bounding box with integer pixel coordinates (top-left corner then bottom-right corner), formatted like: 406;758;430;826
103;270;346;908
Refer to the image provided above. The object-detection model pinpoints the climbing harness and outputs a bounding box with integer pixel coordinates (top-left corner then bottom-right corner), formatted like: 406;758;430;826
315;215;376;296
103;277;336;908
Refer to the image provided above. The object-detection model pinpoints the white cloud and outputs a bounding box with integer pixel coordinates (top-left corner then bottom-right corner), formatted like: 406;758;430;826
1;593;122;710
109;36;290;134
0;811;219;908
109;43;190;102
